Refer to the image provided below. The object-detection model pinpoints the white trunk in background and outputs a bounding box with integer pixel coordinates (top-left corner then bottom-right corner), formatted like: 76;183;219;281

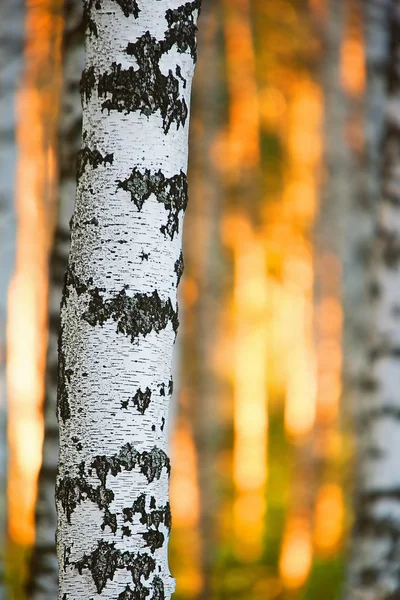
56;1;200;598
347;2;400;598
0;0;25;594
28;1;84;597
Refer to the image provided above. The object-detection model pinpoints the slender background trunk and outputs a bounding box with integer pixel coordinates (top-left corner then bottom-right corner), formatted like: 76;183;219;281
346;2;400;598
27;1;84;596
0;0;25;594
184;0;223;595
56;2;200;598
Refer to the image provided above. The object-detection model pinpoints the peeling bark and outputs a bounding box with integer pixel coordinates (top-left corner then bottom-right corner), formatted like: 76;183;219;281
27;2;85;597
56;1;200;598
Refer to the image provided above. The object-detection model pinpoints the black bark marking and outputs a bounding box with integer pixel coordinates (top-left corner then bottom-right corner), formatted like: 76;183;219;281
99;51;187;132
140;250;149;261
57;322;73;422
117;169;187;239
122;526;132;538
174;252;184;285
57;447;170;529
56;472;116;532
118;576;164;600
151;577;165;600
80;66;96;101
82;2;200;130
358;374;378;392
357;405;400;429
132;388;152;414
64;263;179;341
77;144;114;179
377;225;400;269
83;0;140;37
72;540;155;594
142;530;164;553
164;0;201;61
123;494;171;553
92;444;170;485
83;287;178;340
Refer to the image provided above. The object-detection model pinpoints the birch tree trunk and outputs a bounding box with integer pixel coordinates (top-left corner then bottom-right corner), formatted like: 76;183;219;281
0;0;25;594
56;2;200;598
346;2;400;598
28;1;84;596
185;1;222;595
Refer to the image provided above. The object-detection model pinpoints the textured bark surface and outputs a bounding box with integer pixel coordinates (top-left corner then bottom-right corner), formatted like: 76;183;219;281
0;0;25;595
28;1;85;597
56;2;200;598
346;2;400;598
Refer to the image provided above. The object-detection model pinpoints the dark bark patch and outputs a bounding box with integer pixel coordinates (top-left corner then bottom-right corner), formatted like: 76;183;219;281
57;320;75;423
123;494;171;552
358;374;378;392
83;0;140;37
142;530;164;553
174;252;184;285
80;65;96;101
117;169;187;239
92;444;170;485
132;387;152;414
99;49;187;133
56;473;116;531
73;541;155;594
83;287;179;341
64;263;179;341
77;144;114;179
57;447;169;532
151;577;165;600
164;0;201;61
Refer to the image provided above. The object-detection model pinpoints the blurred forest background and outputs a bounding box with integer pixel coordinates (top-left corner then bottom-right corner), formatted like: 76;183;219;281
0;0;366;598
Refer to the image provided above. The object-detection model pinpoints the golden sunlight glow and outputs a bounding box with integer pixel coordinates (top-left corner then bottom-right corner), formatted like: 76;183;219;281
170;416;202;597
340;34;365;97
279;515;313;589
232;222;268;561
222;0;260;173
281;78;322;439
314;483;344;554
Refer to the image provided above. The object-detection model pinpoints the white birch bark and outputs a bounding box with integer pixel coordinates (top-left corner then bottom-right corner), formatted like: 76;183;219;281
56;1;200;598
346;2;400;598
28;1;85;596
0;0;25;594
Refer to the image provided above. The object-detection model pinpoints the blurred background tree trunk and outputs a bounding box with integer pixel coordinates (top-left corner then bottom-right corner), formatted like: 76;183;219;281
183;0;224;597
27;1;84;597
0;0;25;595
346;2;400;598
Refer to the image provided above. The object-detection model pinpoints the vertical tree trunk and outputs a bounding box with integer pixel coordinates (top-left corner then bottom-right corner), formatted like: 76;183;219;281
0;0;25;594
56;2;200;598
346;2;400;598
28;1;84;597
184;0;222;595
